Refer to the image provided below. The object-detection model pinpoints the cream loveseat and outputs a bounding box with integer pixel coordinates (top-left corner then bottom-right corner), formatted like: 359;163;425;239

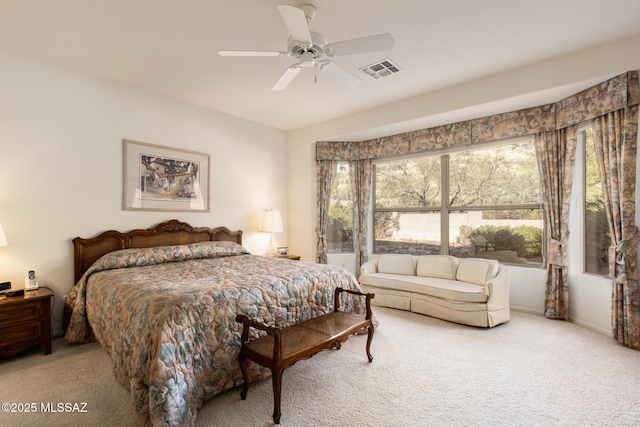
359;254;510;327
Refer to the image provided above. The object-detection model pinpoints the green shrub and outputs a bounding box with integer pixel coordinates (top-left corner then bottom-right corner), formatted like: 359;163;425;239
467;225;541;257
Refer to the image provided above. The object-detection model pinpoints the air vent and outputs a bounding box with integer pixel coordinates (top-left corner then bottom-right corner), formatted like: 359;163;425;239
360;58;401;80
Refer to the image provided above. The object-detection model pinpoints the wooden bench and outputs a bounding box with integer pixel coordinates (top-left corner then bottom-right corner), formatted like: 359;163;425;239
235;287;375;424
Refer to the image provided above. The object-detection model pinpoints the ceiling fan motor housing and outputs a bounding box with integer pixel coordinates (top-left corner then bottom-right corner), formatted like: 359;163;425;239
288;31;327;57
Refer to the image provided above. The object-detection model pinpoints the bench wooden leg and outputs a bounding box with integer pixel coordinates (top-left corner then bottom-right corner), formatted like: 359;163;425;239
366;324;374;363
272;368;284;424
239;355;249;400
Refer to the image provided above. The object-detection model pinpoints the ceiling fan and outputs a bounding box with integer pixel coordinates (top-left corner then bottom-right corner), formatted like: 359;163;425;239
218;4;394;91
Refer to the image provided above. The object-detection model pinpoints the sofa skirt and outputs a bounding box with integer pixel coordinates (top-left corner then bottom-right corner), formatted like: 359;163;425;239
362;285;510;328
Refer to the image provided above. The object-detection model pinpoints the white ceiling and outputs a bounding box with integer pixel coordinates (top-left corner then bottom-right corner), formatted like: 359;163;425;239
2;0;640;135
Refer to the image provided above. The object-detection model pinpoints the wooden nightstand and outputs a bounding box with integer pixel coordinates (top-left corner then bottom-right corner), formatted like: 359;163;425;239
0;287;53;357
278;255;301;260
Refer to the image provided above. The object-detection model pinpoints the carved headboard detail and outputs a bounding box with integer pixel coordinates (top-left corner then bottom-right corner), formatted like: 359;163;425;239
72;220;243;283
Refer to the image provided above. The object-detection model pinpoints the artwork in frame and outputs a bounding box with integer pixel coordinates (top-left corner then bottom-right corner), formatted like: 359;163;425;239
122;139;210;212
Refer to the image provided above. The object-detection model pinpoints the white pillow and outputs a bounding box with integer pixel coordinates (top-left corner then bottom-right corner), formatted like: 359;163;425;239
377;254;416;276
416;255;458;280
456;258;499;285
480;258;500;280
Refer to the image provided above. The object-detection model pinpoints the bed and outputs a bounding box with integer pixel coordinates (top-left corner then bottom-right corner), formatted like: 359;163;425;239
65;220;367;426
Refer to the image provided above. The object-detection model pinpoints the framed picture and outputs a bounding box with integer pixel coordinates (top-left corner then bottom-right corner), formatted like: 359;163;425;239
123;139;210;212
277;247;289;256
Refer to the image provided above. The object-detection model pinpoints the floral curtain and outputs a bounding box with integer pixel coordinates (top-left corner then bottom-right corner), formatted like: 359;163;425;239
349;159;372;278
316;159;337;264
592;106;640;349
534;127;577;319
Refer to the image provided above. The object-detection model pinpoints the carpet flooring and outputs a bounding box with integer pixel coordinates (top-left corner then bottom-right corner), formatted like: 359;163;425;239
1;307;639;426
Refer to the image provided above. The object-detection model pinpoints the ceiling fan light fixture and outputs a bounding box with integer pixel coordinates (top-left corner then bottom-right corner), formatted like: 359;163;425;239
300;51;315;67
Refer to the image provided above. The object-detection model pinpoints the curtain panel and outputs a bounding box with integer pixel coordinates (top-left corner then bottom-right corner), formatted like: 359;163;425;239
592;105;640;349
534;127;577;320
316;159;337;264
349;159;372;278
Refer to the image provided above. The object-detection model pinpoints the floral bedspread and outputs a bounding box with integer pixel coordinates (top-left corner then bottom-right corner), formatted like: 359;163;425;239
65;241;366;426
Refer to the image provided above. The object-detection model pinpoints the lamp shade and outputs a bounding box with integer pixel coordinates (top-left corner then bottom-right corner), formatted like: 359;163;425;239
259;209;283;233
0;223;7;247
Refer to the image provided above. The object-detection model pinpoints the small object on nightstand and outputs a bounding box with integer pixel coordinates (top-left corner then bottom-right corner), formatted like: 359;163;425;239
277;246;289;257
0;281;11;294
6;289;24;297
24;270;39;290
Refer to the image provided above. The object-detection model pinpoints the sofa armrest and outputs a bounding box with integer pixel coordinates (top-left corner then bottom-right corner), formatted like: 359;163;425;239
485;266;510;309
360;259;378;275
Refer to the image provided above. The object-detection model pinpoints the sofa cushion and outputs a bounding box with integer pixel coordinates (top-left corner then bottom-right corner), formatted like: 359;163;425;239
416;255;459;280
359;273;488;303
377;254;416;276
456;258;500;285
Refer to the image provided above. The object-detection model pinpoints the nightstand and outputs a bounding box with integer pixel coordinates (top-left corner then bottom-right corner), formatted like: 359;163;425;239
278;255;301;260
0;287;53;357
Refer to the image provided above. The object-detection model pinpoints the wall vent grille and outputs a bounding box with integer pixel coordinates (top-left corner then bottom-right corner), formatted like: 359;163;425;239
360;58;401;80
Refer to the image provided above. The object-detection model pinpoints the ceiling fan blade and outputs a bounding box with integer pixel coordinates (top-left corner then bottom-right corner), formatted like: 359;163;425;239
318;61;361;89
218;50;288;57
325;33;395;56
277;5;312;44
271;64;303;91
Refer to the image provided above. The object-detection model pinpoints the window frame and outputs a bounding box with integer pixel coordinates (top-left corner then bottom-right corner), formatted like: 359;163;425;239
372;138;544;266
327;161;354;254
581;126;611;277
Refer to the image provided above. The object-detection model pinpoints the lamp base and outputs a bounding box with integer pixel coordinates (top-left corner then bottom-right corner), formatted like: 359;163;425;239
267;233;276;257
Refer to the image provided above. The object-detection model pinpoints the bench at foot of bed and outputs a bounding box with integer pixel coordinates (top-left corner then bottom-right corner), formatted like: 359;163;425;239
236;287;375;424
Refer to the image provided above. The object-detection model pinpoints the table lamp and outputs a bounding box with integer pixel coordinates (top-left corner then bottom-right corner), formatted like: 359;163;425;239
259;209;283;256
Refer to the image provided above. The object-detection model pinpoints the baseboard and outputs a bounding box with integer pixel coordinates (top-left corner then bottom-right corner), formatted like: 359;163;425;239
569;318;612;338
510;305;613;338
510;305;542;315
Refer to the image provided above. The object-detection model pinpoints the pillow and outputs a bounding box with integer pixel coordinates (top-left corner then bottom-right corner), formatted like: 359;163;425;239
462;257;499;281
377;254;416;276
416;255;458;280
478;258;500;280
456;258;499;285
187;240;249;257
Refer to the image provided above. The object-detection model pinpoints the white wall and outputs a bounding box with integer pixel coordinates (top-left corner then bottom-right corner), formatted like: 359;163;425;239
287;34;640;335
0;50;288;335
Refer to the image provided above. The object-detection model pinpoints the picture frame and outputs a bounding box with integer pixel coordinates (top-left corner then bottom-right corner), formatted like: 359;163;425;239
123;139;210;212
277;246;289;256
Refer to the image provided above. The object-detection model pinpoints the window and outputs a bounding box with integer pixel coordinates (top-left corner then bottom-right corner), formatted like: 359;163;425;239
327;162;353;253
374;156;442;254
584;127;611;275
374;141;544;265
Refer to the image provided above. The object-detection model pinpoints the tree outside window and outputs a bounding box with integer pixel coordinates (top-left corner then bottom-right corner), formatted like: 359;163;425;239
327;162;353;253
584;128;611;276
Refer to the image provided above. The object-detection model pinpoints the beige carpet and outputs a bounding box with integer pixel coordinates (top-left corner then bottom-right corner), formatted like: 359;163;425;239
1;307;640;427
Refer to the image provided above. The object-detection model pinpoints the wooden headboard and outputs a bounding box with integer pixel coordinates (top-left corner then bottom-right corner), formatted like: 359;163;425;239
72;220;243;283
